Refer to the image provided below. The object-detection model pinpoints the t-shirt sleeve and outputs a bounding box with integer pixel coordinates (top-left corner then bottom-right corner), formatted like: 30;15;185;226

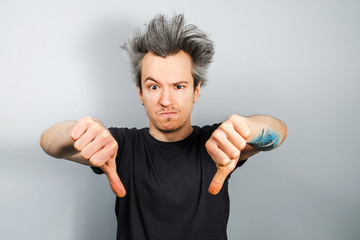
90;127;127;175
236;159;247;168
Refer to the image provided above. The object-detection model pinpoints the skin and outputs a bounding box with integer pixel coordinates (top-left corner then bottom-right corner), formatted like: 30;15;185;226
40;118;126;197
205;114;287;194
138;51;200;142
39;50;288;198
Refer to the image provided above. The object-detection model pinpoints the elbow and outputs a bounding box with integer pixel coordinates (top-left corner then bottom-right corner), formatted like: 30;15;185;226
282;121;288;140
39;130;47;152
275;121;288;149
39;129;60;158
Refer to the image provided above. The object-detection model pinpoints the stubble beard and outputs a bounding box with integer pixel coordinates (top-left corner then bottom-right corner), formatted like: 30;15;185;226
154;107;183;133
149;105;193;135
155;117;182;133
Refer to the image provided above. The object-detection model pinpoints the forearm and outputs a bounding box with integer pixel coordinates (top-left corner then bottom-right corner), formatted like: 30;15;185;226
40;121;79;159
40;118;124;197
246;114;288;151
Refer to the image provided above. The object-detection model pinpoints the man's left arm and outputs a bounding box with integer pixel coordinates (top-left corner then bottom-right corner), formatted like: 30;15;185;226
206;114;288;195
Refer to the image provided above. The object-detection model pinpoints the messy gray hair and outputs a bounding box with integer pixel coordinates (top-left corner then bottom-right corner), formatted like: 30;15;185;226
122;13;215;90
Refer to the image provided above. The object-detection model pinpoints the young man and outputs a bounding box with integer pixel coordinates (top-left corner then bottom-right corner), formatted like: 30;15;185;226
40;14;287;240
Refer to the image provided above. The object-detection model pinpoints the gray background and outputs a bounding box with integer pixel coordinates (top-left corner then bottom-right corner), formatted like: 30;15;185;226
1;0;359;239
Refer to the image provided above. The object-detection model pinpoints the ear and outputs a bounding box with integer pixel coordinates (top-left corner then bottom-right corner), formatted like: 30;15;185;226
137;85;144;105
193;82;201;103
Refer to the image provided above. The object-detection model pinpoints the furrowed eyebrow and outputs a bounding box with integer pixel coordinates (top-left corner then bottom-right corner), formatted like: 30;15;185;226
144;77;159;83
172;81;189;85
144;78;189;86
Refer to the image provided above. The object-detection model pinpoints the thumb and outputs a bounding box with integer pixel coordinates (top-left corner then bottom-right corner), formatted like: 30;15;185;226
101;163;126;198
208;167;232;195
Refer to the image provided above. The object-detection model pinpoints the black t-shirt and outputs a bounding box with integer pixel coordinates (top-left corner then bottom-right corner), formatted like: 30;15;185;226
92;124;246;240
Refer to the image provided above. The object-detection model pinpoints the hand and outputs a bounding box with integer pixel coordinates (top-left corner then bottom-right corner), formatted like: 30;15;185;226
71;116;126;198
205;115;250;195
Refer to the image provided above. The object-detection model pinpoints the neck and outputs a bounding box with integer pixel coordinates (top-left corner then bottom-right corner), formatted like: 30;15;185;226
149;122;193;142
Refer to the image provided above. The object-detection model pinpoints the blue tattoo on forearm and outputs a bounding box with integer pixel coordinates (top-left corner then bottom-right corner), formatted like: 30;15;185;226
249;129;280;151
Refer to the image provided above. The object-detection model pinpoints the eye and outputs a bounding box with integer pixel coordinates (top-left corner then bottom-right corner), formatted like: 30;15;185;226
175;85;184;90
150;85;159;90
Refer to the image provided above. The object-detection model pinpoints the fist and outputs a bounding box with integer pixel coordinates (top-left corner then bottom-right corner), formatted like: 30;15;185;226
206;115;250;195
71;116;117;167
71;116;126;197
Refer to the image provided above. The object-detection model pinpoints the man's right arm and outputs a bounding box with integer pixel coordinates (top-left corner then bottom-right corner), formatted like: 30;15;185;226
39;117;126;197
40;120;89;165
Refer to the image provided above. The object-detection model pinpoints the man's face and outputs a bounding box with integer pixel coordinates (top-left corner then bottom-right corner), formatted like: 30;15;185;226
138;50;200;136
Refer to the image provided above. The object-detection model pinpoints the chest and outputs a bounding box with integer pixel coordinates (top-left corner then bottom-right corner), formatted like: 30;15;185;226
140;143;207;198
120;139;216;214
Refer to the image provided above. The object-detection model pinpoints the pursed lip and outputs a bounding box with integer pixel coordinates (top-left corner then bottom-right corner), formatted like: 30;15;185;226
159;111;177;116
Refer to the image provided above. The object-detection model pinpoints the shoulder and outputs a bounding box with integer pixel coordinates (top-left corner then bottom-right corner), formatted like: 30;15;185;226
196;123;222;139
108;127;147;141
108;127;137;134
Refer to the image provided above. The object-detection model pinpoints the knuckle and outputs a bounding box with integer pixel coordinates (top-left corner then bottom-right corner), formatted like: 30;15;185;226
205;139;212;148
91;161;102;168
74;141;81;151
224;164;236;173
110;141;118;151
205;140;215;153
220;121;231;131
89;156;101;167
240;141;247;150
92;124;104;135
107;142;118;156
234;139;245;150
101;130;110;140
80;150;90;160
228;114;238;122
212;131;224;142
92;122;101;131
82;116;93;123
217;157;230;167
230;150;240;160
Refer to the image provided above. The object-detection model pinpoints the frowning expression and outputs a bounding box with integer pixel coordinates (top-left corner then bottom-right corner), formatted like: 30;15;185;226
138;51;200;136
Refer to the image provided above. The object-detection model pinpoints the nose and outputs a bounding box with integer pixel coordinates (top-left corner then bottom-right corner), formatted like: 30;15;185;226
159;87;172;107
